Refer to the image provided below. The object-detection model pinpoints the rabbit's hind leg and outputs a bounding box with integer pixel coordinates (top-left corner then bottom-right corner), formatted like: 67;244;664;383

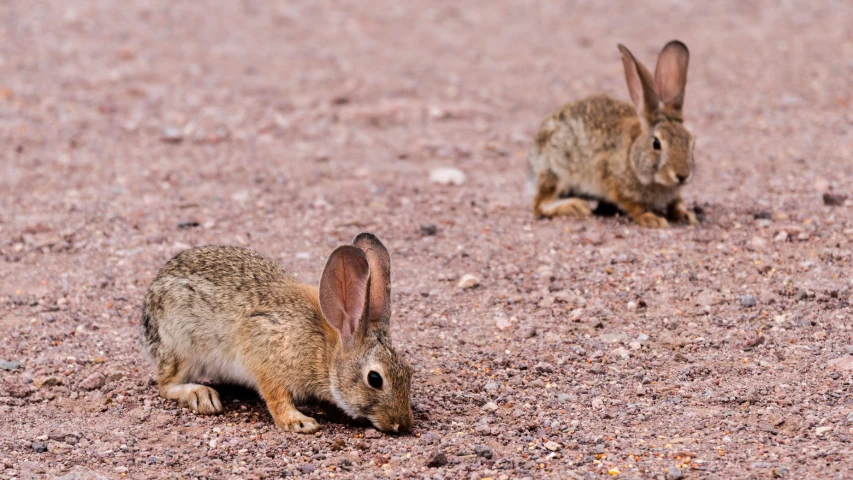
533;169;591;218
157;355;223;415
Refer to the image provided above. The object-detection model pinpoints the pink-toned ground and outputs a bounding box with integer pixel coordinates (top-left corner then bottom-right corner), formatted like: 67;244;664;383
2;1;853;479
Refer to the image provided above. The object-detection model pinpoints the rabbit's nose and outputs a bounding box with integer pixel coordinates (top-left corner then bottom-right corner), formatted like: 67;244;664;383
676;173;689;184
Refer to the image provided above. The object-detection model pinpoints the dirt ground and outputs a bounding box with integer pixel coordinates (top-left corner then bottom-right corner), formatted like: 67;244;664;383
2;1;853;479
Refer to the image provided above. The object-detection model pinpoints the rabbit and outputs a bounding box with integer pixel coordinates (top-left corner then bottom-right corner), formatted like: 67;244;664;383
527;40;697;228
141;233;413;434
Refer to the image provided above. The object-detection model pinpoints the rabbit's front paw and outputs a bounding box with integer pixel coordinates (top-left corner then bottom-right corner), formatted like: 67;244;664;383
668;202;698;225
635;212;669;228
277;410;321;433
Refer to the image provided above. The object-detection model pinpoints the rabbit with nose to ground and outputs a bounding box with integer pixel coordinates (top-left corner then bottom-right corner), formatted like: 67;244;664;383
528;40;697;228
141;233;413;433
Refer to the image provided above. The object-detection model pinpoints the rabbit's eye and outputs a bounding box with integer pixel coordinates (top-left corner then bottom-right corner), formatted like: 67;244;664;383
652;137;661;150
367;371;383;390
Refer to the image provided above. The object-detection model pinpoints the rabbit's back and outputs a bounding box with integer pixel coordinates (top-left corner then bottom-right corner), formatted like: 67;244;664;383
141;246;319;385
528;95;637;199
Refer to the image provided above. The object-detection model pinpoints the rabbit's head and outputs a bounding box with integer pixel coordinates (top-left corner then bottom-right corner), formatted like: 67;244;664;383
319;233;413;433
620;41;695;189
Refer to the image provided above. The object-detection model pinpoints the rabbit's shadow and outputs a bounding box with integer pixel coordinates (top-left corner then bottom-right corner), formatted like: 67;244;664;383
211;383;371;429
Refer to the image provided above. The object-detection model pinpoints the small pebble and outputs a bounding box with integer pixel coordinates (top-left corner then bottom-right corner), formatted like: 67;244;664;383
300;464;316;474
31;441;47;453
772;466;789;478
534;362;555;373
543;441;560;452
740;294;758;308
823;192;848;206
426;451;448;468
419;223;438;236
0;361;20;371
160;127;184;143
847;413;853;423
474;445;493;459
482;401;498;412
457;274;480;289
666;466;684;480
429;167;466;186
79;373;106;391
33;376;62;389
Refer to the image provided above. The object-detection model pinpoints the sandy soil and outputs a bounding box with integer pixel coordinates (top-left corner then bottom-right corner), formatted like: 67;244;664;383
2;1;853;479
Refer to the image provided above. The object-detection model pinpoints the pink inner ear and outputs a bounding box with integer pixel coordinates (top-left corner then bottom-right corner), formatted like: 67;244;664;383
334;265;367;337
620;48;644;109
655;44;689;108
319;246;370;343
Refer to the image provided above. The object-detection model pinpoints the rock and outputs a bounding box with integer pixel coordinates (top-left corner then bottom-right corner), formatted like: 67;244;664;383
529;379;545;388
637;333;650;341
55;469;110;480
828;355;853;372
544;441;561;452
329;438;346;451
847;413;853;424
666;466;684;480
599;332;627;343
421;431;440;445
160;127;184;143
495;315;511;331
483;381;499;392
363;429;382;439
591;397;604;409
419;223;438;236
457;274;480;289
557;393;571;402
772;466;789;478
611;347;630;359
429;167;466;186
31;441;47;453
742;335;765;350
740;294;758;308
33;376;62;389
129;407;148;421
474;445;493;459
299;464;316;474
815;426;832;435
0;361;20;370
79;373;106;391
774;231;789;242
695;290;722;306
754;210;773;220
519;325;537;339
534;362;555;373
629;341;642;350
482;401;498;412
823;192;848;206
663;318;679;330
426;451;448;468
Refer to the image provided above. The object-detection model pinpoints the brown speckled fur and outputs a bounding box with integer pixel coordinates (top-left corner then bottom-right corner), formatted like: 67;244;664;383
528;41;697;228
141;234;413;433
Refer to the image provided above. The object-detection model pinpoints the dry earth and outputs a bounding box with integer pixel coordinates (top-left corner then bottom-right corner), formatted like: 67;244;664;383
2;1;853;479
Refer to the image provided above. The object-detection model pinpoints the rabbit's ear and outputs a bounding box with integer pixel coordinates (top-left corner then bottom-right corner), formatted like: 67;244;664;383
619;44;660;125
353;233;391;334
654;40;689;114
319;245;370;347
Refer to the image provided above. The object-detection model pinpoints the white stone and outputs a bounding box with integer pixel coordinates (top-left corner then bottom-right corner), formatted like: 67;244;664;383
457;274;480;289
429;167;466;186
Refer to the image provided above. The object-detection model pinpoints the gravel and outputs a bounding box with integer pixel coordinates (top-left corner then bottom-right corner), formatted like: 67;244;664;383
0;361;20;371
740;294;758;308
